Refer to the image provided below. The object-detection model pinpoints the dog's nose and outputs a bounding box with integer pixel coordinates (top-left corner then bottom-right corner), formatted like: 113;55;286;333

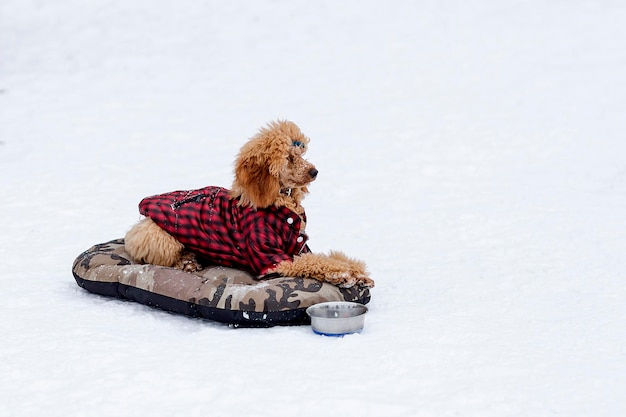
309;168;319;179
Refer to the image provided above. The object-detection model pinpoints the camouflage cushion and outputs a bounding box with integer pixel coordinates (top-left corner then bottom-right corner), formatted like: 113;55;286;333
72;239;371;327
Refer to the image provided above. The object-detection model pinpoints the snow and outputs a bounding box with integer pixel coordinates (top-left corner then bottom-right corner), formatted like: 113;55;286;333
1;1;625;416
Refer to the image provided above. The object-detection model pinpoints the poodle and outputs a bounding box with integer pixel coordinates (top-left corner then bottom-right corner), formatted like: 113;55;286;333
124;120;374;288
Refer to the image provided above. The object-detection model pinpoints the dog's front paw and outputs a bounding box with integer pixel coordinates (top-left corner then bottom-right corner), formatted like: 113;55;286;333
319;263;374;289
273;253;374;288
338;274;375;289
327;251;374;288
356;275;376;288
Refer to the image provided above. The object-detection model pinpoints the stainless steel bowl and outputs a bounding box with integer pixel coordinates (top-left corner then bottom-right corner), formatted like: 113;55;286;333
306;301;368;336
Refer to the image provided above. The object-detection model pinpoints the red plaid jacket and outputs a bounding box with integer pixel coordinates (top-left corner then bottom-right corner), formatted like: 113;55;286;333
138;186;310;275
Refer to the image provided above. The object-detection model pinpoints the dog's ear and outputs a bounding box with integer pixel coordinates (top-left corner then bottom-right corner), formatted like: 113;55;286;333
230;120;298;208
233;157;281;208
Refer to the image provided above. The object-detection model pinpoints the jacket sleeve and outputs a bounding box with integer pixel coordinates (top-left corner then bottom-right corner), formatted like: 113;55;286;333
244;218;294;275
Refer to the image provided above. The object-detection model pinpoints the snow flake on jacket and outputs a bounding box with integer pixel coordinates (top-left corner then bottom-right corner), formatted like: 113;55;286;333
138;186;310;275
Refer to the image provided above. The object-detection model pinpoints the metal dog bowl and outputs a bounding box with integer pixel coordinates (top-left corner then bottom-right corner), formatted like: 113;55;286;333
306;301;368;336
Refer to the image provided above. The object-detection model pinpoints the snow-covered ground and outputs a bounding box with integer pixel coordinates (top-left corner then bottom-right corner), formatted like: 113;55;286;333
2;1;625;416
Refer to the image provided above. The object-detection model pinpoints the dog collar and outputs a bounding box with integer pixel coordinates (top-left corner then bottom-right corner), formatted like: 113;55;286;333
279;187;293;197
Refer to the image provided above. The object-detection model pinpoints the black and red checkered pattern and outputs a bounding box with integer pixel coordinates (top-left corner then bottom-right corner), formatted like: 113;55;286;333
138;186;310;275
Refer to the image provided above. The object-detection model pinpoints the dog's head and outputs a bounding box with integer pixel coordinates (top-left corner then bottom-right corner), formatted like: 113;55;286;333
231;120;318;209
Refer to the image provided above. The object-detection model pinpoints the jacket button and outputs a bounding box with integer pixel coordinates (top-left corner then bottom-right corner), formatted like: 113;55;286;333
297;236;304;243
287;217;294;224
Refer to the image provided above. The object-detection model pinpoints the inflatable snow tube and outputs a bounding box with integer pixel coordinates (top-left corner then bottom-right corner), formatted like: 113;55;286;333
72;239;371;327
